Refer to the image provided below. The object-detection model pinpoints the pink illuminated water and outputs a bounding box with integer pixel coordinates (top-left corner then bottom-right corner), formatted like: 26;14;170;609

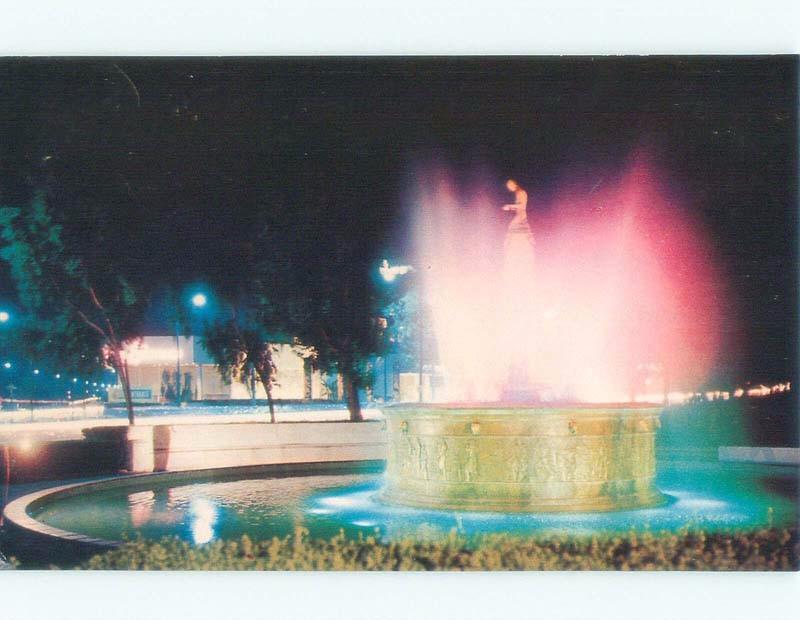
413;156;724;403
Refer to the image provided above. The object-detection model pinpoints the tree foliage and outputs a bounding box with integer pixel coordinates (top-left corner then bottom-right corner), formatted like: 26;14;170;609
254;142;396;421
202;310;279;422
0;191;161;423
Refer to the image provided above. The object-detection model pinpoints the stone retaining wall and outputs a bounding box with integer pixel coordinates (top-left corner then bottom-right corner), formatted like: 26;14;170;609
84;420;388;473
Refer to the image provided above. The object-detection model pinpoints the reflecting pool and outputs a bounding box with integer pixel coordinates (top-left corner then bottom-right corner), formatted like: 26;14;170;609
30;460;797;546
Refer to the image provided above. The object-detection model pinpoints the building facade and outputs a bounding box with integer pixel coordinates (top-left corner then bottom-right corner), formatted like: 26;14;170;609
108;336;331;403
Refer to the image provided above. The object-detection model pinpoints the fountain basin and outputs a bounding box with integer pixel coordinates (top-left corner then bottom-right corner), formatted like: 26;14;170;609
382;404;665;512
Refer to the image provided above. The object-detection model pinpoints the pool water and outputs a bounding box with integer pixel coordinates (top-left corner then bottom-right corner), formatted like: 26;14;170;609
32;461;798;546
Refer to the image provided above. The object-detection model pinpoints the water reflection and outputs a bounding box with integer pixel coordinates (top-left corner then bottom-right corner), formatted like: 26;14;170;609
37;464;797;546
128;490;155;528
189;497;218;544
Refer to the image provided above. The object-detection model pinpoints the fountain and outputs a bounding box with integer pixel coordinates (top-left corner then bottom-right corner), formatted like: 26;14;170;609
381;175;679;512
382;404;663;512
9;164;777;565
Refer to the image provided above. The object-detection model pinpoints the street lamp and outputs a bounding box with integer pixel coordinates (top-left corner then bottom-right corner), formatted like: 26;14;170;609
379;259;423;403
379;259;414;283
2;362;14;401
176;290;209;406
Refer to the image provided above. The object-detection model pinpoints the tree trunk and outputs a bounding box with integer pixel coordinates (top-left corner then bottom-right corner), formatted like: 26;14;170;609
342;370;363;422
256;368;276;424
249;366;257;406
115;352;135;425
266;384;275;423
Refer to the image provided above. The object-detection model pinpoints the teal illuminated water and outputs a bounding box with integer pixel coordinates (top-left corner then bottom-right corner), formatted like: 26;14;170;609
31;460;798;545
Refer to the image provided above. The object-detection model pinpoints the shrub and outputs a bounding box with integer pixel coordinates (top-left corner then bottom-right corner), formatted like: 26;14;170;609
81;526;799;571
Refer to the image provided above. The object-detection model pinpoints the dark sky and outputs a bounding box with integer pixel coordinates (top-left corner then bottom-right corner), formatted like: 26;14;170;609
0;56;796;383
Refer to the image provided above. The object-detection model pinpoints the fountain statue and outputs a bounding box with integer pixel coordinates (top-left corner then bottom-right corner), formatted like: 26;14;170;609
381;179;665;513
501;178;534;262
500;179;540;401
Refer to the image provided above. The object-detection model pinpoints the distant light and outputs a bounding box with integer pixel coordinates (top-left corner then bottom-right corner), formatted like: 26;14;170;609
72;377;78;383
191;293;208;308
85;380;89;385
33;369;39;375
17;438;34;453
92;382;97;387
3;362;10;369
379;259;414;283
55;373;61;379
0;311;9;323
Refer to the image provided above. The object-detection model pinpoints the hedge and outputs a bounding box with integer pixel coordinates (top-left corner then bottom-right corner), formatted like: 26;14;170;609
80;526;799;571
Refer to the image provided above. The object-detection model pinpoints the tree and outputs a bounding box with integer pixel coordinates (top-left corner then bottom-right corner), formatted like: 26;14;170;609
202;310;279;422
254;141;396;422
0;192;160;424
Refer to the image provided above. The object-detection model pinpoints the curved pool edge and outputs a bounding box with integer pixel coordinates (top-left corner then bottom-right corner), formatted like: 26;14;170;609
2;459;386;564
3;479;124;565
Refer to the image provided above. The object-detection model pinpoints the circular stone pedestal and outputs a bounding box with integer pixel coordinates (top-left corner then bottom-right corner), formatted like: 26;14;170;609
382;404;665;512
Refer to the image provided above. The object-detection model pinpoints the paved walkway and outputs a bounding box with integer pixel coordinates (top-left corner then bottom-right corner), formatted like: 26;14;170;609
0;407;384;443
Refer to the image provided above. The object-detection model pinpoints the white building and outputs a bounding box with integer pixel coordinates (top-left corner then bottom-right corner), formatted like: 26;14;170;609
108;336;332;403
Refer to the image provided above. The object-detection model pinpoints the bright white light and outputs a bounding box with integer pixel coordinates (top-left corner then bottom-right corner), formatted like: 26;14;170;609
191;293;207;308
0;311;9;323
379;259;414;283
747;385;771;397
320;496;357;508
72;377;78;383
17;438;34;453
3;362;10;369
123;340;186;366
55;373;61;379
33;369;39;375
189;497;217;545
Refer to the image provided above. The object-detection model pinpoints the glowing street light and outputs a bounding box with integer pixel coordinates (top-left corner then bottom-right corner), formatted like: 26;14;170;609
379;259;414;283
0;311;9;323
176;289;209;406
3;362;10;369
378;259;423;402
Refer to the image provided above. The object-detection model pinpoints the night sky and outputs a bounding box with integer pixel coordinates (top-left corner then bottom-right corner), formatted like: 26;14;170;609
0;56;796;384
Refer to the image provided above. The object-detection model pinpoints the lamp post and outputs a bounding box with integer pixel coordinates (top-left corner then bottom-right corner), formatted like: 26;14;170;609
3;362;14;403
379;260;423;403
176;292;208;406
30;367;40;421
